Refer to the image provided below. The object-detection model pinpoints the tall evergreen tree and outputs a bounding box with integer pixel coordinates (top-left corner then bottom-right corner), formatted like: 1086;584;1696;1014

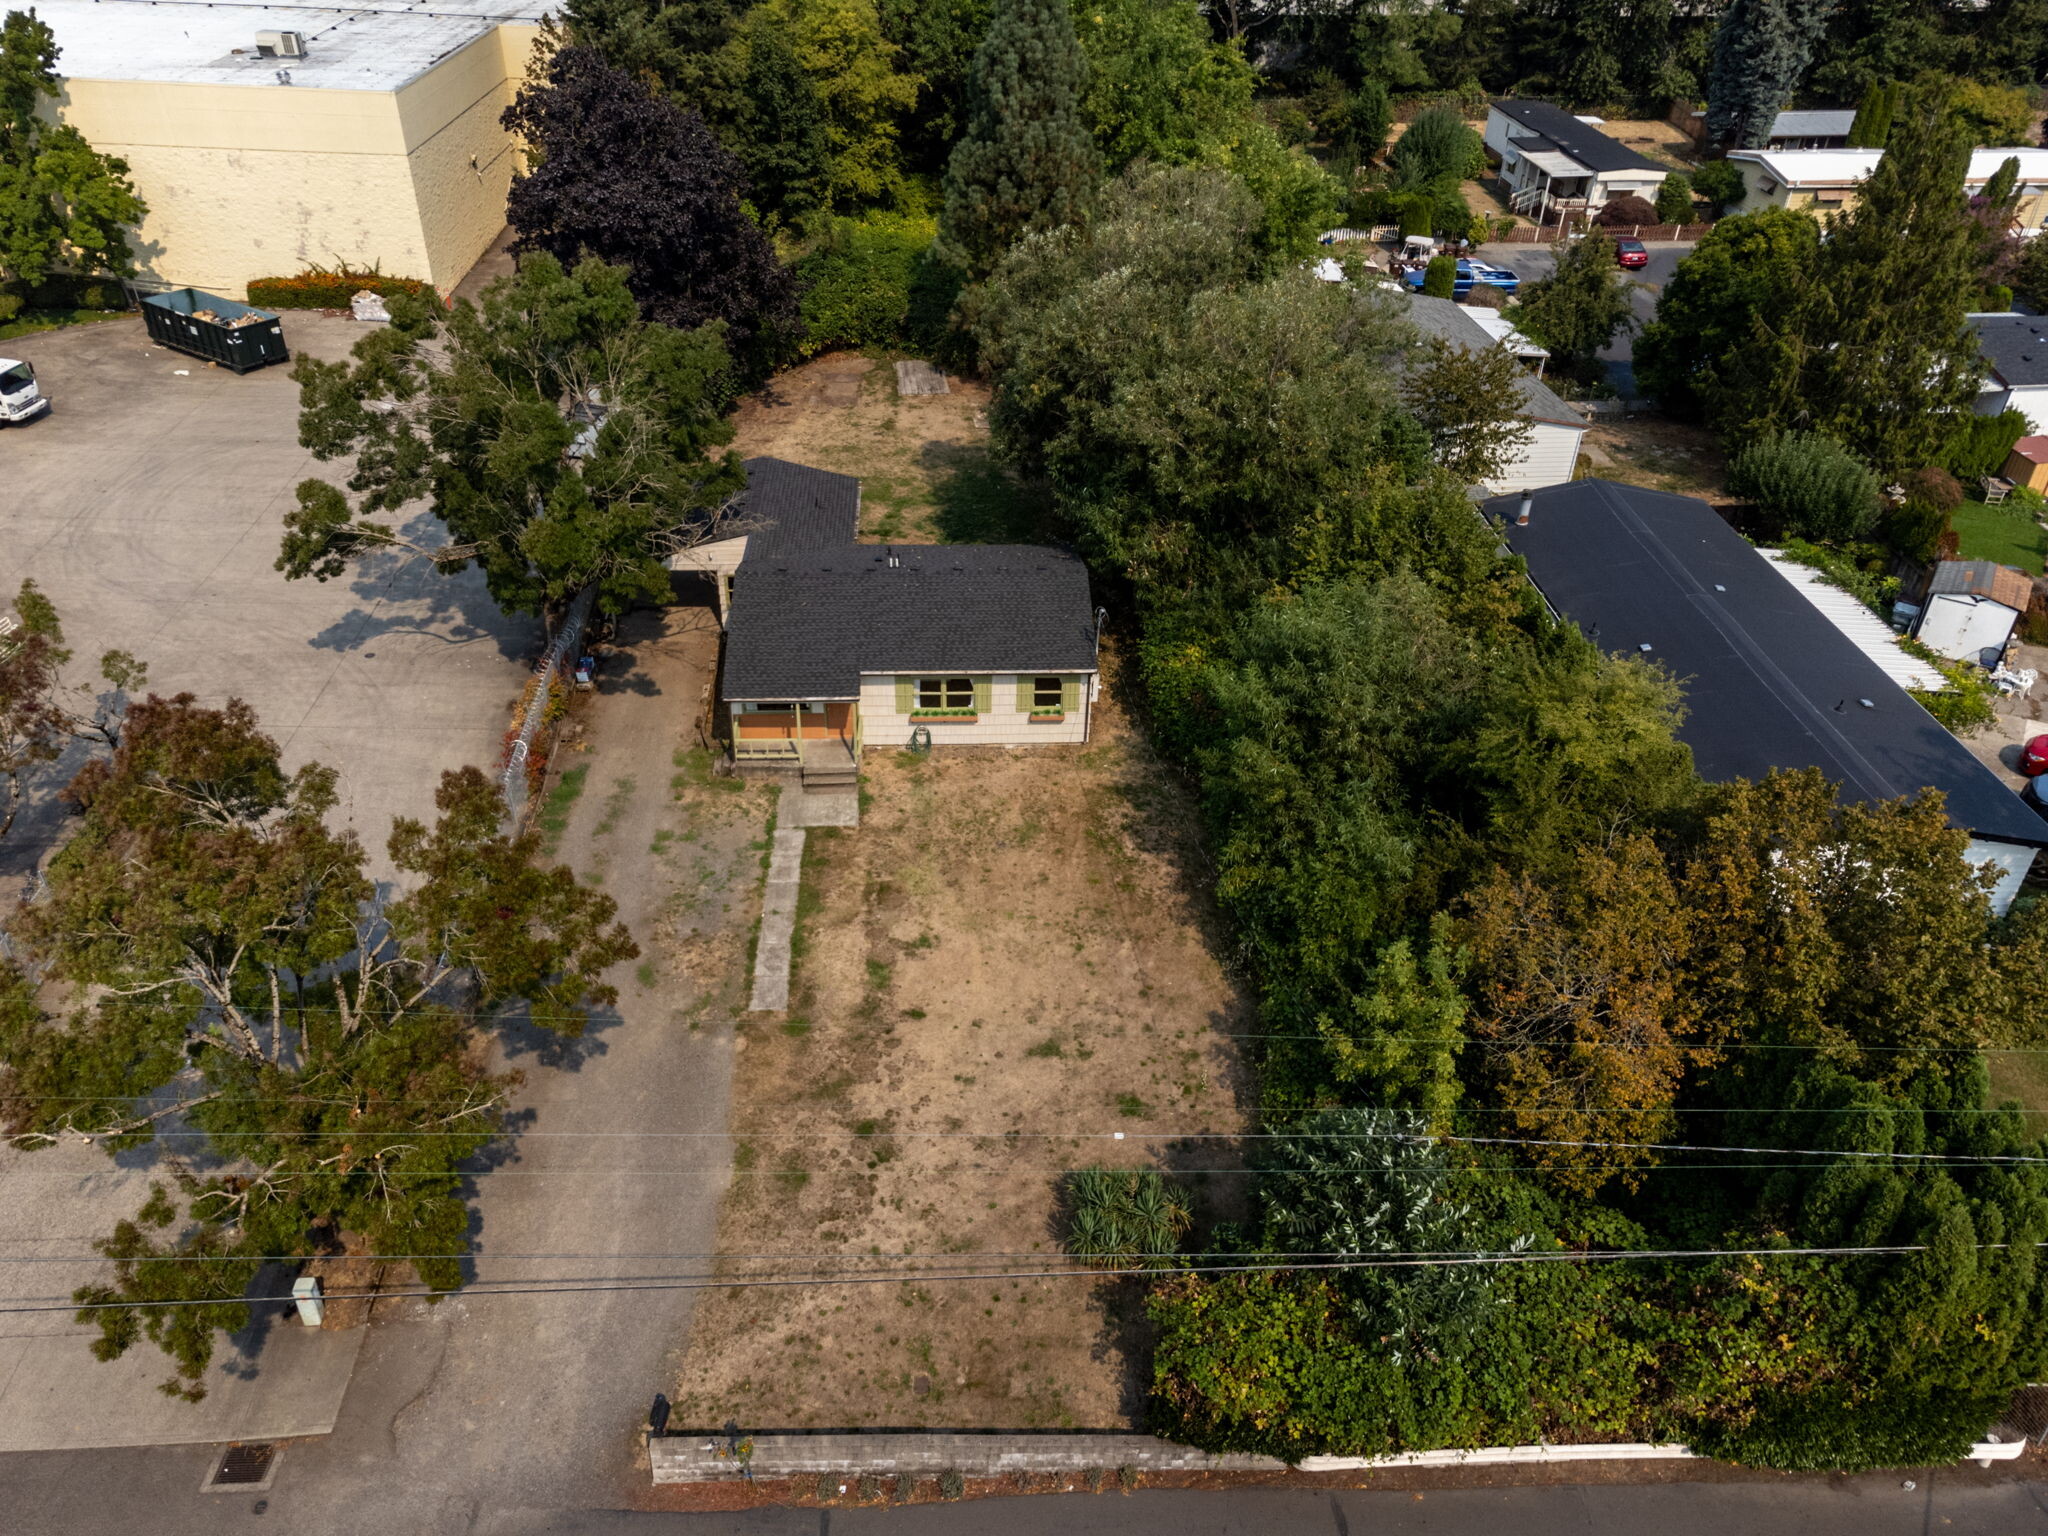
731;26;832;225
1738;80;1987;471
1705;0;1828;148
1845;79;1900;147
558;0;744;113
938;0;1098;276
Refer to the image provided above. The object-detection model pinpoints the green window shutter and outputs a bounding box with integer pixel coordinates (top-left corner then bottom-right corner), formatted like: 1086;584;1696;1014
973;676;992;715
1015;676;1034;712
896;677;915;714
1062;676;1081;713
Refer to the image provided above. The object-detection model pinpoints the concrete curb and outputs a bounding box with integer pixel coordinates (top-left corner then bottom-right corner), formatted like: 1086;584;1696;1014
651;1431;2029;1482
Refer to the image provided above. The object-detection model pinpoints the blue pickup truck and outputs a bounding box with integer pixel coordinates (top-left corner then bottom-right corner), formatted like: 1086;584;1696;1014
1402;259;1521;299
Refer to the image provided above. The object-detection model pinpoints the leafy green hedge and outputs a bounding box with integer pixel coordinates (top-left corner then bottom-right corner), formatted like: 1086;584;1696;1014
794;214;957;358
1943;407;2028;480
246;265;439;310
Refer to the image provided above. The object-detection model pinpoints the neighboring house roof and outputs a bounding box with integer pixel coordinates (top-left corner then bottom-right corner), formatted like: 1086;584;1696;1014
1971;313;2048;388
1930;559;2036;613
1489;478;2048;849
1403;294;1586;429
1767;109;1857;140
735;457;862;559
1488;99;1665;175
1733;146;2048;188
722;546;1099;700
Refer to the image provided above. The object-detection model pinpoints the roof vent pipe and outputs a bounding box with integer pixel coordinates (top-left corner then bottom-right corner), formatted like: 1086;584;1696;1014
1515;492;1533;526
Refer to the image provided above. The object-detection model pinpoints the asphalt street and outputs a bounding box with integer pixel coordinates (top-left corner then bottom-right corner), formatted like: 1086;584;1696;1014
1474;240;1690;395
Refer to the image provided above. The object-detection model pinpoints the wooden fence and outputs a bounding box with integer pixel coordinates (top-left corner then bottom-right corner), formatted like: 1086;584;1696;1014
1493;221;1713;243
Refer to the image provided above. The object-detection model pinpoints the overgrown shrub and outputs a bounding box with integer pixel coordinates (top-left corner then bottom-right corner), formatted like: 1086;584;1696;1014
938;1469;965;1500
1594;192;1658;227
1886;466;1966;562
1422;254;1456;298
793;213;939;357
1062;1166;1191;1267
1943;408;2029;480
1654;172;1694;224
1727;432;1883;543
1907;643;2000;735
1464;282;1508;310
247;263;438;310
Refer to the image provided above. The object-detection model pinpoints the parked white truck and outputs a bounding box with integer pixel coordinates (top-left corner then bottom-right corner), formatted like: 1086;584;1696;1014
0;358;49;424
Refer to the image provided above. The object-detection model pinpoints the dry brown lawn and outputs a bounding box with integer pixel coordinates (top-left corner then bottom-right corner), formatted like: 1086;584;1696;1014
1581;416;1730;503
730;352;1052;547
666;667;1251;1430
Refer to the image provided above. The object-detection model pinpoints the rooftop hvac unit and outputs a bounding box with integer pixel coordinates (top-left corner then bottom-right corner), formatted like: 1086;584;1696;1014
256;30;307;58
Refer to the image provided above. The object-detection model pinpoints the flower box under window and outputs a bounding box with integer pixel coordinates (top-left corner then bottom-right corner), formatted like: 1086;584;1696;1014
911;707;979;721
1028;709;1066;723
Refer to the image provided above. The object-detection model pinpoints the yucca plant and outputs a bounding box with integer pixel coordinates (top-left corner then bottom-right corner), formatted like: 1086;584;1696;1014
1061;1166;1192;1269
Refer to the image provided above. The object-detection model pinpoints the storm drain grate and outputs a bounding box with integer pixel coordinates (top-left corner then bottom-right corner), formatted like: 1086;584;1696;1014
204;1443;278;1491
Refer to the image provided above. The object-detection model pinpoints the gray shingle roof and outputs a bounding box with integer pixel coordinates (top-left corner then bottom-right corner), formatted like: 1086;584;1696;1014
735;456;861;557
1972;313;2048;388
1403;294;1585;428
1768;109;1856;140
723;545;1098;700
1489;478;2047;850
1489;99;1665;175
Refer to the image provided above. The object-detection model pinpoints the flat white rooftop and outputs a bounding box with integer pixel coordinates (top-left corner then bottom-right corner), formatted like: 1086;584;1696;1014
39;0;550;93
1732;146;2048;187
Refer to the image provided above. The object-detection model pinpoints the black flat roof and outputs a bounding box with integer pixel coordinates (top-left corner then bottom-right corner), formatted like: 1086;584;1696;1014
1490;99;1666;175
1489;479;2047;849
1971;313;2048;389
722;545;1098;700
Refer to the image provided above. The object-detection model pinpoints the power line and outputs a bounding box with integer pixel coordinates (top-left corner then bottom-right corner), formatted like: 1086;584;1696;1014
8;1127;2043;1165
9;1243;2005;1317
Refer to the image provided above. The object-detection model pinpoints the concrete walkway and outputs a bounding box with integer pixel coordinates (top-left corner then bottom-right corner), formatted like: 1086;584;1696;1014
749;825;806;1012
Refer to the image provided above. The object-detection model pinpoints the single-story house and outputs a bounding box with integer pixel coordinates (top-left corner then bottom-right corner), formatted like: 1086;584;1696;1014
1764;109;1856;150
1483;100;1668;221
1405;293;1586;492
1490;478;2047;913
671;458;1101;784
1907;560;2034;664
1971;313;2048;434
1726;148;2048;230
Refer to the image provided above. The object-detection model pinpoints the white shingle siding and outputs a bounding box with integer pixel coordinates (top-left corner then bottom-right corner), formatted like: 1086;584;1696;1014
1483;421;1585;493
858;673;1094;747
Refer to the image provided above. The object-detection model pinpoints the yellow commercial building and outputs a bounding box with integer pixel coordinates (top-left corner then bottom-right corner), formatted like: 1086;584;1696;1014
40;0;547;299
1726;146;2048;233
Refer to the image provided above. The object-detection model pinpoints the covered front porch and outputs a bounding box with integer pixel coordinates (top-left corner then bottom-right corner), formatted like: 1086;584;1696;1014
732;700;862;790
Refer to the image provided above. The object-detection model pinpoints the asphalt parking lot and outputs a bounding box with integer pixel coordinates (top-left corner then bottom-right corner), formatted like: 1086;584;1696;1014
4;310;534;880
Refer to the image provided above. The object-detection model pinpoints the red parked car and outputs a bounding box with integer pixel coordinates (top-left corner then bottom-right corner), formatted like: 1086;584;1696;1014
1615;238;1650;269
2023;734;2048;776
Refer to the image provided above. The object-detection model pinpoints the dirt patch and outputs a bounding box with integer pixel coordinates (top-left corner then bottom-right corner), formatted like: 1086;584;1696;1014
731;352;1052;545
1582;416;1730;503
666;660;1251;1430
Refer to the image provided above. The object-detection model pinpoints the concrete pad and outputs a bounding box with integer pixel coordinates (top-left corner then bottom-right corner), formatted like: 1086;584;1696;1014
894;359;949;396
787;787;859;828
0;1308;365;1453
0;1140;366;1452
748;826;806;1012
